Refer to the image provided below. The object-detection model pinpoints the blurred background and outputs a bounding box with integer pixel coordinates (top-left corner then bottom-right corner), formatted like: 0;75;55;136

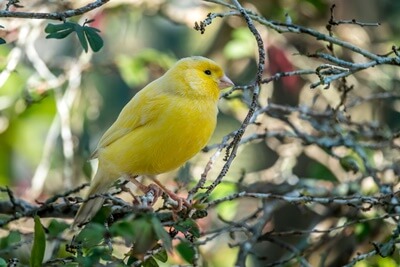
0;0;399;266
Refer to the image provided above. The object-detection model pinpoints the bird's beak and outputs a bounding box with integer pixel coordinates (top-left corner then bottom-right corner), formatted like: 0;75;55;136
218;75;234;89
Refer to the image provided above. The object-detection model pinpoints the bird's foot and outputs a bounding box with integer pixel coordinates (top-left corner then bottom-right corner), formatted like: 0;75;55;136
131;185;161;208
128;177;162;208
161;190;191;211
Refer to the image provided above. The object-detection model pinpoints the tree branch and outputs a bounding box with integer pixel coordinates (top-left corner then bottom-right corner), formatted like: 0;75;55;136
0;0;109;21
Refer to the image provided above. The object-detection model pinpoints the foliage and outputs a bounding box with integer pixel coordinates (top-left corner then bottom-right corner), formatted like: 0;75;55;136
45;21;104;52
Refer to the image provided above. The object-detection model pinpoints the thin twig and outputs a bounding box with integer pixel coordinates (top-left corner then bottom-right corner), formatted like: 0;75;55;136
0;0;109;21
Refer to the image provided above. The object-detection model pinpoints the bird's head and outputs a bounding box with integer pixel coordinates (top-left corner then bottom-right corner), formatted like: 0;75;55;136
166;56;234;100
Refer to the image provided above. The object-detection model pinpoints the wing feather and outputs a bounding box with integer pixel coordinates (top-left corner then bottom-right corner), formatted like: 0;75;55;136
91;81;163;158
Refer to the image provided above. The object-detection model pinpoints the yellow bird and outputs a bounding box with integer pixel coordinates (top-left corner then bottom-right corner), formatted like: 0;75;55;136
74;56;234;226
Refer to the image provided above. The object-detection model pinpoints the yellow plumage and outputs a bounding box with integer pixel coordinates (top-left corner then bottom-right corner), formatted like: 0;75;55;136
74;56;233;226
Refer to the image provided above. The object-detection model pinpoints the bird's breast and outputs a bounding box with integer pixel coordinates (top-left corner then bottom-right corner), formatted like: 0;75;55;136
99;97;218;176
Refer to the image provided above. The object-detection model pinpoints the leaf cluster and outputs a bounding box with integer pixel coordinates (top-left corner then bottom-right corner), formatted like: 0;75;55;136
45;21;103;52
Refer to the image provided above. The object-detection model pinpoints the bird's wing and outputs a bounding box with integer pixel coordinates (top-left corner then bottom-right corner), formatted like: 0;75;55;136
91;84;164;159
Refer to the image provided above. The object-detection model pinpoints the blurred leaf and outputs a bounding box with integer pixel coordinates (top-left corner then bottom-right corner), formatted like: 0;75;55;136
372;240;396;258
307;161;339;182
121;215;172;259
0;258;6;267
0;231;21;249
339;150;367;174
82;159;93;179
128;215;158;257
75;223;106;248
354;222;371;242
116;49;175;87
224;27;255;59
176;241;195;264
47;219;69;239
373;256;398;267
191;209;208;220
76;247;112;267
110;220;136;242
153;248;168;263
210;182;238;220
143;257;159;267
174;219;200;238
151;216;172;253
30;216;46;267
4;92;56;172
91;205;112;225
127;255;137;265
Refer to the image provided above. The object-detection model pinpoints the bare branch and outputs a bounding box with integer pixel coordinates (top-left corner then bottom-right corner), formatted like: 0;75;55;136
0;0;109;21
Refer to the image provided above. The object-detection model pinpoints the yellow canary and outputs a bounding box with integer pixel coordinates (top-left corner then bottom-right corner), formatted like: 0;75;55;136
74;56;234;226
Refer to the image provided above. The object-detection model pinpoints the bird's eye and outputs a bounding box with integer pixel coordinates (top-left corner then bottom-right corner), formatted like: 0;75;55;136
204;70;212;75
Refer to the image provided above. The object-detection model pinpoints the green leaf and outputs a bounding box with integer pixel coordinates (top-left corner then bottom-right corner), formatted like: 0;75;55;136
354;222;371;242
84;27;104;52
127;255;137;266
110;220;136;242
0;258;7;267
30;216;46;267
176;241;195;264
47;219;69;238
143;257;159;267
45;22;104;53
45;22;75;39
75;223;106;248
76;246;112;267
45;22;74;33
174;219;200;238
75;26;88;52
193;192;208;202
129;216;158;256
372;240;396;258
46;28;74;39
0;230;21;249
153;248;168;263
151;216;172;253
306;161;339;182
210;182;238;221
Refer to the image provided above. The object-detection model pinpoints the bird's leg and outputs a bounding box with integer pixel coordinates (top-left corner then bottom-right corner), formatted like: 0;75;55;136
127;175;162;207
126;175;190;211
149;177;191;211
119;180;136;198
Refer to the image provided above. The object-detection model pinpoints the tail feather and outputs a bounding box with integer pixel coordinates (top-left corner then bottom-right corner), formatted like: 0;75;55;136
73;169;112;227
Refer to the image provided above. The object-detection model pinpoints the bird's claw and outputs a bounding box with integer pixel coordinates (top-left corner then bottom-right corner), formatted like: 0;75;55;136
132;184;161;208
162;191;191;212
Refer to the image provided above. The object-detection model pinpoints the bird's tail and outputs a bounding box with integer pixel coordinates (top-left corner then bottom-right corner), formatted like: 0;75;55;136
73;168;112;227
